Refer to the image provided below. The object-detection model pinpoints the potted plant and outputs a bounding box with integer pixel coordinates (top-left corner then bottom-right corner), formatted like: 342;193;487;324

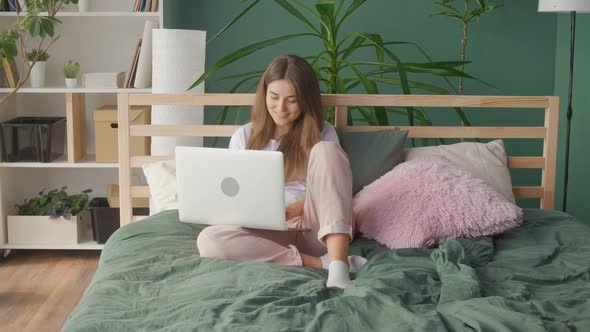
7;186;94;245
26;49;50;88
63;60;80;88
190;0;500;147
0;0;80;102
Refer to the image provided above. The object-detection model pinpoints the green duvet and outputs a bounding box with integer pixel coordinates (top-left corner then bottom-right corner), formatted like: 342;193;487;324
63;209;590;331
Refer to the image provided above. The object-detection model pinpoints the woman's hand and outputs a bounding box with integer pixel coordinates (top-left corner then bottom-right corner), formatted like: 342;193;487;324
286;199;305;220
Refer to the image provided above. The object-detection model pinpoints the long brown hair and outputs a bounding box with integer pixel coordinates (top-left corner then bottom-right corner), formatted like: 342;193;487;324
247;55;324;182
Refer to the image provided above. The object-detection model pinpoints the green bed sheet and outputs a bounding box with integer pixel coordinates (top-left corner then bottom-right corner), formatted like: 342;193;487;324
63;209;590;331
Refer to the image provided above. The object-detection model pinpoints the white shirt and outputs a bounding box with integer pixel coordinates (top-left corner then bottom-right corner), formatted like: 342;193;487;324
229;121;340;205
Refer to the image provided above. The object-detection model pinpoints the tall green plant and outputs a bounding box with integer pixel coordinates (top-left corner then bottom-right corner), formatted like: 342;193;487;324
190;0;491;132
432;0;503;95
0;0;78;104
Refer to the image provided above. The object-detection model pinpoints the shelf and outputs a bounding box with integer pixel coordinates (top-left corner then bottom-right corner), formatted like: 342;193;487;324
0;87;152;94
0;154;119;168
0;12;160;17
1;241;104;250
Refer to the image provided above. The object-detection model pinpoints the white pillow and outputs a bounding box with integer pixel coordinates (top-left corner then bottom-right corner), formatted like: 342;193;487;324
142;160;179;215
404;139;515;202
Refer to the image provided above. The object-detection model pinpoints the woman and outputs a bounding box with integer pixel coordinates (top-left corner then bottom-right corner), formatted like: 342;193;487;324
196;55;366;288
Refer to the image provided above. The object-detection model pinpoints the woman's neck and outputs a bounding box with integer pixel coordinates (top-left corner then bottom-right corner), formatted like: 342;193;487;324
273;125;290;140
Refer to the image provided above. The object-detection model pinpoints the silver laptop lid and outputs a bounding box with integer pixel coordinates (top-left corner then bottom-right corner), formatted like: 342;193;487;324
175;146;286;231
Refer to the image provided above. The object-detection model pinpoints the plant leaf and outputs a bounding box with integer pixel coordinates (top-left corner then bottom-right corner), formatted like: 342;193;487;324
188;33;317;90
341;60;388;125
362;76;450;94
274;0;321;35
337;0;366;31
475;0;486;8
207;0;261;44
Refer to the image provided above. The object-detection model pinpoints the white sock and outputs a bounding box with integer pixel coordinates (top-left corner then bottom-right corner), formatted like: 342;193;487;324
321;254;368;273
326;260;350;289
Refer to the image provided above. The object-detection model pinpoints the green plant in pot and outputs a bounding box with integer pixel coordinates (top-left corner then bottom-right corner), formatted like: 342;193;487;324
431;0;503;138
190;0;499;147
63;59;80;88
26;48;50;88
0;0;79;100
16;186;92;220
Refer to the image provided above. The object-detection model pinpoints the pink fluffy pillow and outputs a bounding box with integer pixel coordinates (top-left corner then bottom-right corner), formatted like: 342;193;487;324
353;156;523;249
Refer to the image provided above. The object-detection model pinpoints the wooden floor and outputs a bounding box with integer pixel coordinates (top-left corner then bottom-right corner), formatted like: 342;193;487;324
0;250;100;332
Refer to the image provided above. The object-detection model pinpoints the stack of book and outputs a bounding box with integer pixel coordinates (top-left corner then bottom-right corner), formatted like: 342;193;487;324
0;57;19;88
1;0;27;12
124;19;158;88
124;38;142;88
133;0;158;12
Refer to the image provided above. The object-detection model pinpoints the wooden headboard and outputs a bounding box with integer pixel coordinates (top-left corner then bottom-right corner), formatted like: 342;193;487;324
117;93;559;226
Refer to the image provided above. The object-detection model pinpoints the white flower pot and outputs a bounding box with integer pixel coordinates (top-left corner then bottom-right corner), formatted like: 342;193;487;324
29;61;46;88
78;0;90;12
65;78;78;88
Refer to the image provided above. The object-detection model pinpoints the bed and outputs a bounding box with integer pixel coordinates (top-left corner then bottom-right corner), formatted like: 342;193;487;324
63;94;590;331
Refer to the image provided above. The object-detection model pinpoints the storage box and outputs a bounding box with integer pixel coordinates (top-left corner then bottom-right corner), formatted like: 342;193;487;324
88;197;149;244
7;210;93;245
0;117;66;162
107;183;150;208
83;72;126;88
94;105;151;163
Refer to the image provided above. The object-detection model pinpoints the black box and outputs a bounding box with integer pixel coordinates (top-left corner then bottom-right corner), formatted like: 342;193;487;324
0;117;66;162
88;197;149;244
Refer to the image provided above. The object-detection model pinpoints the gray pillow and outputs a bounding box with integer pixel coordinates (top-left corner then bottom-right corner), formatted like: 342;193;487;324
338;130;409;195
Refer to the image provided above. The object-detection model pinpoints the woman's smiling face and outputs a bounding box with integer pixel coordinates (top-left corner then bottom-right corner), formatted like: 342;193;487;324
266;79;302;136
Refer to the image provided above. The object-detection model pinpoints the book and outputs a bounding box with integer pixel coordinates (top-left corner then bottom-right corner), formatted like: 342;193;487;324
0;64;8;88
83;72;126;89
7;0;16;11
6;0;25;11
124;38;142;88
151;0;159;12
2;57;19;88
144;0;151;12
128;42;142;88
16;0;26;11
133;20;159;88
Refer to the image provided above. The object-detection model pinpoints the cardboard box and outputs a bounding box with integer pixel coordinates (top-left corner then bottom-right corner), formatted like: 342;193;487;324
7;210;93;245
107;183;150;208
94;105;151;163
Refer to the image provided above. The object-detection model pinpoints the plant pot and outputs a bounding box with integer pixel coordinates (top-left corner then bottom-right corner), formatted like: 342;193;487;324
78;0;90;12
65;77;78;88
29;61;46;88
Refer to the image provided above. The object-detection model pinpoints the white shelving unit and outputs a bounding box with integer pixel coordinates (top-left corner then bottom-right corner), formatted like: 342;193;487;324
0;87;152;93
0;0;164;251
0;12;161;17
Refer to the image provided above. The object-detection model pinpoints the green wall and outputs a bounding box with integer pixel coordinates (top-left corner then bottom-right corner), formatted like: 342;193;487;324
164;1;590;222
553;14;590;223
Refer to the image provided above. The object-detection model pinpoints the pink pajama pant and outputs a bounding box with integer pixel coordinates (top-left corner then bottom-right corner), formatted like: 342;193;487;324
196;141;354;266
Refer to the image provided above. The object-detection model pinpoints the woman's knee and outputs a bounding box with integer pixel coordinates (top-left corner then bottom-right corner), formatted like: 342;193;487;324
310;141;347;164
196;225;240;259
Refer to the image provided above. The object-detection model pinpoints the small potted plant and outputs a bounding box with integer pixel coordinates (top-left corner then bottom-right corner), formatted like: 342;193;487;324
7;186;94;245
26;49;50;88
63;60;80;88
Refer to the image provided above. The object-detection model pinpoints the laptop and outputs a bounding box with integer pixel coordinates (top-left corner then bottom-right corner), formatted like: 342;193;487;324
175;146;289;231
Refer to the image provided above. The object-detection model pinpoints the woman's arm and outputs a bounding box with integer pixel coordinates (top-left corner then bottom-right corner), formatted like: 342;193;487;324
228;124;250;150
